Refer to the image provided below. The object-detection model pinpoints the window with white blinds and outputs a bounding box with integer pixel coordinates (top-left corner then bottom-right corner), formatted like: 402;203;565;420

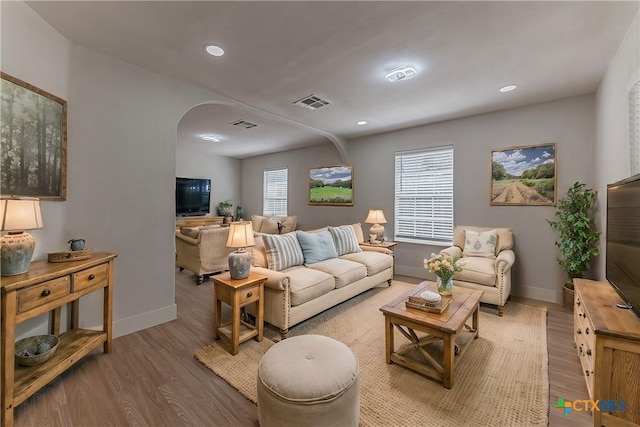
263;168;288;216
394;146;454;245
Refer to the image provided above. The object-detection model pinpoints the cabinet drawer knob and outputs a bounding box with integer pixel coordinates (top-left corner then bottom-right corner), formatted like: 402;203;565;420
88;274;95;280
247;292;253;298
41;289;51;297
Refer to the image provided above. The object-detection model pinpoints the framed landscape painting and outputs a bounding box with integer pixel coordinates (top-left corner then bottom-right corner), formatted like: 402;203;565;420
0;72;67;200
309;164;354;206
490;143;556;206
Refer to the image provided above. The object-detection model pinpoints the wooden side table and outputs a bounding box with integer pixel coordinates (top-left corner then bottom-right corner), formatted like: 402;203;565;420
213;272;267;355
360;241;398;253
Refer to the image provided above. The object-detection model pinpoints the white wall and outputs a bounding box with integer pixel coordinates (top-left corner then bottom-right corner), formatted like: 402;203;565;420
176;149;241;217
242;95;596;304
594;11;640;278
2;1;232;338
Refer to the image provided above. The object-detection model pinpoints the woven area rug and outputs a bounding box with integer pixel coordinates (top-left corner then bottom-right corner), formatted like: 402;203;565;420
195;281;549;427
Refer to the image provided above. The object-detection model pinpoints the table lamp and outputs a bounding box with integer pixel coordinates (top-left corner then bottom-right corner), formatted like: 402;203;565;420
1;196;44;276
226;221;256;279
365;209;387;244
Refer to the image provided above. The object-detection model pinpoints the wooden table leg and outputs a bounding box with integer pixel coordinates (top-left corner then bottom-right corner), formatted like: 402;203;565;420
443;333;455;389
385;315;394;364
231;290;240;356
51;307;61;335
213;285;221;340
473;304;480;338
1;292;17;427
256;282;264;342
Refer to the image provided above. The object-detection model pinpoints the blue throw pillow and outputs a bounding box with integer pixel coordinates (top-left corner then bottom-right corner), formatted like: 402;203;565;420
296;230;338;265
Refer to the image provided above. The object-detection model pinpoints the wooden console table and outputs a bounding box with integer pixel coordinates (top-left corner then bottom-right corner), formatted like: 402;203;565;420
1;252;117;427
574;279;640;427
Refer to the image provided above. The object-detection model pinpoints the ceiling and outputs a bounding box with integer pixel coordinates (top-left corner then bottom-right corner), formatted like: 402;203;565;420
27;1;639;159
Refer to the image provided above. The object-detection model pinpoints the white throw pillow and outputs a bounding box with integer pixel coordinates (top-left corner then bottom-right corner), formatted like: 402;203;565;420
463;229;498;259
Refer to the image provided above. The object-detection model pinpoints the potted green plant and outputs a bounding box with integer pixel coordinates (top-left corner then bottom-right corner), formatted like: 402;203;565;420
217;201;234;218
547;182;600;311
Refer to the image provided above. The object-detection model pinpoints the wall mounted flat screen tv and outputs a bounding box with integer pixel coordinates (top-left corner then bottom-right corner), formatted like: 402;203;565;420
606;173;640;318
176;177;211;217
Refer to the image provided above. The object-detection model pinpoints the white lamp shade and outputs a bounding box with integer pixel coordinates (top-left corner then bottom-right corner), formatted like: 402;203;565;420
226;221;256;248
0;197;43;231
365;209;387;225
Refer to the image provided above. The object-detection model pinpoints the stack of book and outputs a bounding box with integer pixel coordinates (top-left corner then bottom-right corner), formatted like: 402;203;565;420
406;290;450;314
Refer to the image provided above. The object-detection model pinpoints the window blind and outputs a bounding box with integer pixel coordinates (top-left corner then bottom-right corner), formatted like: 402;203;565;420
394;146;454;244
263;168;288;216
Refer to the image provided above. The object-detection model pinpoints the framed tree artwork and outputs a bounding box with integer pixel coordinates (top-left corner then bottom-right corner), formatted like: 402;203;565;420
1;72;67;200
308;164;354;206
490;143;556;206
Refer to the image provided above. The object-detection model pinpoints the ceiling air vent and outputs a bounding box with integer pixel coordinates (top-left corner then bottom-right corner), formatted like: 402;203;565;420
230;120;258;129
293;94;331;111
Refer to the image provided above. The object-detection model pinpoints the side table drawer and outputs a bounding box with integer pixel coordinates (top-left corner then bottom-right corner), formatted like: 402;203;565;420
72;264;109;292
17;277;70;313
239;284;261;304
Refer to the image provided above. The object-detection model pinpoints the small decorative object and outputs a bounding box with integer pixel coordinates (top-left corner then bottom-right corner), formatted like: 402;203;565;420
68;238;86;251
420;290;442;305
48;248;93;263
14;334;60;366
226;221;256;279
490;143;556;206
217;200;234;217
365;209;387;243
277;221;286;234
424;253;466;296
235;205;244;221
308;164;354;206
0;196;44;276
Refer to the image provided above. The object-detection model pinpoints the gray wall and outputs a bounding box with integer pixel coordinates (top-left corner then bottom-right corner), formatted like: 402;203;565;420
242;95;596;303
595;11;639;278
3;1;233;338
176;149;242;217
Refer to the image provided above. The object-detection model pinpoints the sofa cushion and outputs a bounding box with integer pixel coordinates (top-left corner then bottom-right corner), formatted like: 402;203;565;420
340;251;393;276
260;218;279;234
328;225;362;256
252;215;265;232
180;226;202;239
251;232;268;268
284;266;335;306
453;226;513;255
262;233;304;271
307;258;367;289
351;223;365;244
296;230;338;265
454;257;497;286
463;229;497;259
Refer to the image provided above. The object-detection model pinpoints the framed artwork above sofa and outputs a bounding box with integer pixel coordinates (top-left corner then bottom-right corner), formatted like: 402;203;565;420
308;164;354;206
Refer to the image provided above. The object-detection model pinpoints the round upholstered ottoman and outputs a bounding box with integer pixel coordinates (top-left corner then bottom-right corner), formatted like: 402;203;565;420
257;335;360;427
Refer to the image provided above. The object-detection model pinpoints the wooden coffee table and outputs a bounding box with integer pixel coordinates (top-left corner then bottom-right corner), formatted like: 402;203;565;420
380;281;484;388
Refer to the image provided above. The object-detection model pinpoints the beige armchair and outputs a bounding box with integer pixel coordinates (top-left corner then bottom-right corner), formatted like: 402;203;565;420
175;226;234;285
440;226;515;316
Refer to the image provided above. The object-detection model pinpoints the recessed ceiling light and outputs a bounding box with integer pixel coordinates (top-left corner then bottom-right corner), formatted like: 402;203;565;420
385;65;417;83
499;84;518;93
202;135;220;142
204;44;224;57
356;120;368;126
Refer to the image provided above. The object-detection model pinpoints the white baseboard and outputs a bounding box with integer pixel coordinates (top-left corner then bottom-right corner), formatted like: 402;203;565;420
112;304;177;338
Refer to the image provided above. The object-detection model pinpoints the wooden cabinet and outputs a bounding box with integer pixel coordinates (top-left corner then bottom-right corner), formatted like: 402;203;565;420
574;279;640;427
175;216;224;230
1;253;117;427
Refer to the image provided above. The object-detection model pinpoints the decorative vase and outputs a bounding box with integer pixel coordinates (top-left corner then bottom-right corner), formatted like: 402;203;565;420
437;276;453;296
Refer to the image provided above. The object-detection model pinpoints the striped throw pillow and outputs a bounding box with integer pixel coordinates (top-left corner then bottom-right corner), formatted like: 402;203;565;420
328;225;362;256
262;233;304;271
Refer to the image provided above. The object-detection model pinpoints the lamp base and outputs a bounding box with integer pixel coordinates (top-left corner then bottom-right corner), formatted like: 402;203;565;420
228;249;252;280
369;224;385;244
1;231;36;276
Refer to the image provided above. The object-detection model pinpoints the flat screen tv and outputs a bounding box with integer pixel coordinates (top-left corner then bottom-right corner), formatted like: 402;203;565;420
176;177;211;217
606;173;640;318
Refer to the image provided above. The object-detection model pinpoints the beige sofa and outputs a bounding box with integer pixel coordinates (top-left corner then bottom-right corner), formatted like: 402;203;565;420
249;223;393;338
440;225;515;316
175;225;234;284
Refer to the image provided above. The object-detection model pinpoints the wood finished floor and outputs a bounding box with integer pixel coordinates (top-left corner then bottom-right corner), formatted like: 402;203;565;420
12;273;591;427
